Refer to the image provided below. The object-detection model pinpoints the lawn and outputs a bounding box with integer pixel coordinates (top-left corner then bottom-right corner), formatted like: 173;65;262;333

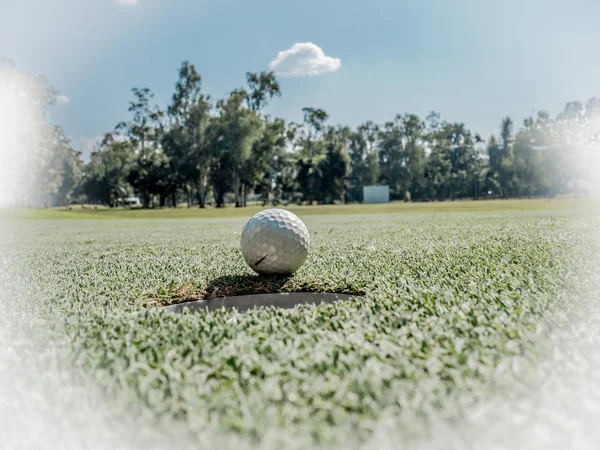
5;202;600;448
3;196;598;220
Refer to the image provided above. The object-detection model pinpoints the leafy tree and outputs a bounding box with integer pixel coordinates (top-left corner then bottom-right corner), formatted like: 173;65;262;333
318;126;351;203
424;129;452;200
295;108;329;204
112;87;168;207
402;114;427;200
27;125;83;207
242;71;282;206
378;116;407;200
243;117;287;205
128;147;170;208
347;121;380;202
424;122;481;200
167;61;212;207
245;71;281;112
486;117;517;198
116;88;164;152
81;134;135;206
0;59;84;208
60;61;600;208
161;126;191;206
52;128;84;206
211;90;261;207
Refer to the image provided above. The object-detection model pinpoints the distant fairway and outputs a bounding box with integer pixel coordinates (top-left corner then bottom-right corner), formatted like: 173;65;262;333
3;196;599;220
5;202;599;447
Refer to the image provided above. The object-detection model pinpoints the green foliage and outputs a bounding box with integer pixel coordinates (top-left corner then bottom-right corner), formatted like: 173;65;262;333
33;126;83;207
23;61;597;209
1;61;82;208
347;122;380;202
293;108;332;204
81;135;135;206
430;122;481;200
166;61;213;207
128;147;171;208
243;117;287;204
318;127;350;204
245;71;281;113
378;114;428;200
117;87;164;152
211;90;262;207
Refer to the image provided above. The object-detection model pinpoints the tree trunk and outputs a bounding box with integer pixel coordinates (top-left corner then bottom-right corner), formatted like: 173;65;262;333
198;171;206;208
216;185;225;208
234;168;241;207
194;134;207;208
171;192;177;208
186;186;192;208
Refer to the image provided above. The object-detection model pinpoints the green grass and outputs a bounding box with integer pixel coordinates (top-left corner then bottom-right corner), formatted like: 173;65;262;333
8;206;600;447
3;196;599;220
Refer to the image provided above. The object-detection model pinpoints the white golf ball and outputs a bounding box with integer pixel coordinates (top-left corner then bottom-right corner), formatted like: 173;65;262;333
240;208;310;275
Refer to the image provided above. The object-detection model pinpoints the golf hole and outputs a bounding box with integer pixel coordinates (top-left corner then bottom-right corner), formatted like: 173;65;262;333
161;292;361;314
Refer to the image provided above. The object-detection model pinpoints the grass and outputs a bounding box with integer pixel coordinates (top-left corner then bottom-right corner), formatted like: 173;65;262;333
6;204;600;447
2;196;599;220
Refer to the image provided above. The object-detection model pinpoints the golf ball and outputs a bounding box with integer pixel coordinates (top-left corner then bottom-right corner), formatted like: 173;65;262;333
240;208;310;275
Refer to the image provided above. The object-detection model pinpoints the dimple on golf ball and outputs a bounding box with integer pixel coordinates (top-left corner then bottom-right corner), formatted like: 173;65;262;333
240;208;310;275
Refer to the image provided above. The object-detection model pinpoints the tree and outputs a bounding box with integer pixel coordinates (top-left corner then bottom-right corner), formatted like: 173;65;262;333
81;134;135;206
318;126;351;204
512;129;540;197
295;108;329;204
24;125;83;207
50;128;84;206
378;116;407;200
71;61;600;209
167;61;212;207
424;121;480;200
243;117;287;205
0;58;82;208
128;147;170;208
113;87;167;207
242;71;283;206
486;117;517;198
347;121;380;202
211;90;261;207
116;87;163;152
245;71;281;113
402;114;426;200
161;126;191;206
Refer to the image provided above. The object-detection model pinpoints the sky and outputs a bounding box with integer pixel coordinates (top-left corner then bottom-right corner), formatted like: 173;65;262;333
1;0;599;160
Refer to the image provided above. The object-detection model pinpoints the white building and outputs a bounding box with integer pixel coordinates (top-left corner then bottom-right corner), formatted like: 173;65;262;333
119;197;140;207
363;185;390;203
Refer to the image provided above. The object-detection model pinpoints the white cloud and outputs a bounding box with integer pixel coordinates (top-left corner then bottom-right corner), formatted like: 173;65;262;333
56;94;70;104
268;42;341;77
115;0;140;6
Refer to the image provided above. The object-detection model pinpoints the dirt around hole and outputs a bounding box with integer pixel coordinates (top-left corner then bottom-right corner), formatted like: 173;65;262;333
145;274;363;309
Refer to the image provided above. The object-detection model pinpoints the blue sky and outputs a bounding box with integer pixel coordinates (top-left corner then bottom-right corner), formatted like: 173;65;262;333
2;0;599;159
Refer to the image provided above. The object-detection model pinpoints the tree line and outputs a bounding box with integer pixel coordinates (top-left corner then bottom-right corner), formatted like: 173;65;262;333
8;60;600;208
